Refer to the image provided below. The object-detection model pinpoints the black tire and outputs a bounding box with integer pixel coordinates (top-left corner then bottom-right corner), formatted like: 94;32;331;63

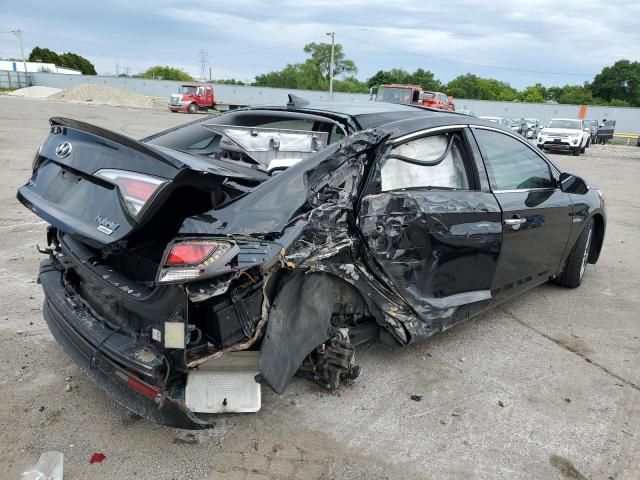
555;219;594;288
572;147;580;156
586;138;591;149
187;103;198;114
580;143;586;154
537;145;544;150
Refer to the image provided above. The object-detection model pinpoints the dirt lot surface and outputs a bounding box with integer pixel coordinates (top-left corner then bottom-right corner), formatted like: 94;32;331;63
1;96;639;479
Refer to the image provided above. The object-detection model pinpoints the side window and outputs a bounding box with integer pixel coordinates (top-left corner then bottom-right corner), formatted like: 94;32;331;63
474;129;555;190
329;124;346;144
380;132;471;191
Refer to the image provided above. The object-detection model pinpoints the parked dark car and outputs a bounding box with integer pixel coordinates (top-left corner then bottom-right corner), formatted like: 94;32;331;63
17;102;606;428
585;119;598;143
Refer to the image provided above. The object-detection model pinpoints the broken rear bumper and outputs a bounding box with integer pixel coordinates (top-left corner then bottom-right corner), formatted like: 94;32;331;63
40;260;215;429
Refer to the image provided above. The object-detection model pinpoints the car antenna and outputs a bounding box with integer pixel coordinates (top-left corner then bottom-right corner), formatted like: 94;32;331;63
287;94;310;108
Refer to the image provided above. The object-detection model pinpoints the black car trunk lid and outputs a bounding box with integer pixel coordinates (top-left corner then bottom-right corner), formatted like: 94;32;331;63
17;117;267;247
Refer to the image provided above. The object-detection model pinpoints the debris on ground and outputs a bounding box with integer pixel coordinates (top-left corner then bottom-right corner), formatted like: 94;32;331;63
498;400;505;407
22;451;63;480
9;86;61;99
89;452;106;464
48;84;155;108
410;395;423;402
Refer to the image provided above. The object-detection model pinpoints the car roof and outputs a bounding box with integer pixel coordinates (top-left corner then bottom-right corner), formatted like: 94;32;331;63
549;118;581;121
252;100;456;129
375;112;514;140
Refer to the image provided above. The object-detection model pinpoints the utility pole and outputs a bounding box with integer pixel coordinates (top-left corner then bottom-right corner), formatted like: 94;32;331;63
199;50;208;82
115;63;120;76
326;32;335;100
11;29;28;76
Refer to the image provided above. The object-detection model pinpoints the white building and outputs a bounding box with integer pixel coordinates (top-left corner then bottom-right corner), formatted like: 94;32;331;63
0;60;81;75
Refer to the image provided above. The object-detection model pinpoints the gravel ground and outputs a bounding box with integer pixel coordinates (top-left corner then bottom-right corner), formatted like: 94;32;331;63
1;96;640;480
48;84;155;108
8;86;62;98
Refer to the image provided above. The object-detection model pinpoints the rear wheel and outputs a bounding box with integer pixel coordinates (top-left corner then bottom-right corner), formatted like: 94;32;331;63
555;219;594;288
187;103;198;114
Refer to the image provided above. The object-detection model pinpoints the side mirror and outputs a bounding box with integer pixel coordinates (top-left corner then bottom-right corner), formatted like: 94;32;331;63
559;172;588;195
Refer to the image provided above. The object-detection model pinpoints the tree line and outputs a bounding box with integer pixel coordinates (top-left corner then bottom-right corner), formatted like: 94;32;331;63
27;44;640;107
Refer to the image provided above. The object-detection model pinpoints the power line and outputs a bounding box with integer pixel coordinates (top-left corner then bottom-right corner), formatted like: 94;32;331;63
207;36;325;59
341;33;597;77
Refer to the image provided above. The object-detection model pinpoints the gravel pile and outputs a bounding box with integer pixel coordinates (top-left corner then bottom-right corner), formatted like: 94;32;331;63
48;84;154;108
8;86;61;98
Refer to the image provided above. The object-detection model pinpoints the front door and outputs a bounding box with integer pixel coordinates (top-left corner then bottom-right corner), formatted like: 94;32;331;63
471;127;573;299
358;127;503;327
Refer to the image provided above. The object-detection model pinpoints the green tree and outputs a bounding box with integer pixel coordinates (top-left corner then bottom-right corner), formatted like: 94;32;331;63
367;68;441;91
28;47;96;75
141;66;192;81
28;47;60;65
58;52;97;75
556;84;594;104
303;42;357;80
591;60;640;107
446;73;517;100
333;76;368;93
519;83;546;103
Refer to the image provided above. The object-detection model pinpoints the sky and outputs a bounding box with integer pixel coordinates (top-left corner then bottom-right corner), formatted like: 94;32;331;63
1;0;639;89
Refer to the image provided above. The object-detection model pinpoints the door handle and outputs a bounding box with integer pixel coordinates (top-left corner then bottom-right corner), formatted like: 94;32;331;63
504;217;527;230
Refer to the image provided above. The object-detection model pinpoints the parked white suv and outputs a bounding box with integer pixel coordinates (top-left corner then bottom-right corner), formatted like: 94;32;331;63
537;118;591;156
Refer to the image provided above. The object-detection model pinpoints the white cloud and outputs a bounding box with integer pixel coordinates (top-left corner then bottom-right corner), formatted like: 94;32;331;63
1;0;638;87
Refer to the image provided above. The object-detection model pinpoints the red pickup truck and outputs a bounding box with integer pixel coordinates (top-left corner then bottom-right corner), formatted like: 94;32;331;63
168;84;215;113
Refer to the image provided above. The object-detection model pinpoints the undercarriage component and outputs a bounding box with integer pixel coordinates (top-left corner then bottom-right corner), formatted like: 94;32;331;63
296;329;360;390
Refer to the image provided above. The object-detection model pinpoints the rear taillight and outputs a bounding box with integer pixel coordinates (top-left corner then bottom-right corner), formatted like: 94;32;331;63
94;169;168;218
166;243;216;266
157;239;240;284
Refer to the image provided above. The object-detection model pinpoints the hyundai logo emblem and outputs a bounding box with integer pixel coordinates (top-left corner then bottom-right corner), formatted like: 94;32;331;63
55;142;72;159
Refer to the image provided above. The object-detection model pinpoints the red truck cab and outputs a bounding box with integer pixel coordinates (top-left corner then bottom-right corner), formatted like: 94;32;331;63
168;84;215;113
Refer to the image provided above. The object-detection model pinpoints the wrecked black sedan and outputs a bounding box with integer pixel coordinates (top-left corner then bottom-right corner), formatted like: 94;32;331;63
17;106;605;428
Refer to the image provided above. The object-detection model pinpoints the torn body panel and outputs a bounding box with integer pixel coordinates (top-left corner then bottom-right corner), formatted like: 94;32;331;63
358;190;502;332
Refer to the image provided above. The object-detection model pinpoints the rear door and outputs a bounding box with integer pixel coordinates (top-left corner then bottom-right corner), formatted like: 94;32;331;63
471;126;573;298
358;126;503;324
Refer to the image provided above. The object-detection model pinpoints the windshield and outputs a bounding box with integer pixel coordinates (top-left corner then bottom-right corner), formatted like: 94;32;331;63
421;92;435;99
376;87;413;105
546;119;582;130
508;118;523;125
179;86;198;94
525;118;537;126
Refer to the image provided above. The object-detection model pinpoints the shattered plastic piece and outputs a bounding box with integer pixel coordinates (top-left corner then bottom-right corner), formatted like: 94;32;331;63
89;452;106;464
22;451;63;480
410;394;423;402
498;400;505;407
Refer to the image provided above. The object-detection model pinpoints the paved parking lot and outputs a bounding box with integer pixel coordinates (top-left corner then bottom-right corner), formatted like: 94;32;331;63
1;96;639;479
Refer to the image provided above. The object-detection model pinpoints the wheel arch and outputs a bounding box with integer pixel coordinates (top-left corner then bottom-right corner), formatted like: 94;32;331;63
588;213;605;264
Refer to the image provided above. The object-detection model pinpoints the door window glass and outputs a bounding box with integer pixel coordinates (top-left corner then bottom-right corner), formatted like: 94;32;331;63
474;129;554;190
380;133;470;191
